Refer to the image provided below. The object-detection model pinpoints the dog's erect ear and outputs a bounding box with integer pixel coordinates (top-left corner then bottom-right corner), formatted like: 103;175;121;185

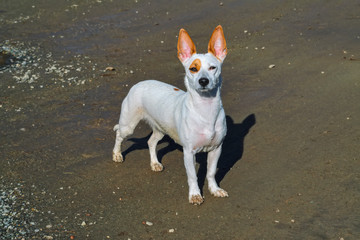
177;28;196;63
208;25;227;62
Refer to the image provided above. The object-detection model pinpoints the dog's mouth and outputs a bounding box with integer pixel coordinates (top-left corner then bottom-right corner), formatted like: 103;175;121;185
199;87;209;91
197;87;213;93
196;86;218;98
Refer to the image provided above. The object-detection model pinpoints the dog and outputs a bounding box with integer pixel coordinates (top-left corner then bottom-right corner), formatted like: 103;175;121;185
112;25;228;205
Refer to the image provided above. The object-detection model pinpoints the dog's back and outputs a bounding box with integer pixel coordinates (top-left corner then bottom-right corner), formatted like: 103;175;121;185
119;80;186;143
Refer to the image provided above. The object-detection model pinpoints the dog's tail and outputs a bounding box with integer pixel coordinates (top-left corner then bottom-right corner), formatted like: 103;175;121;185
113;124;119;131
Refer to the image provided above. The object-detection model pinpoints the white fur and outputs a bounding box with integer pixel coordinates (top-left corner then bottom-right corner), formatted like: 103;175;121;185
113;26;228;205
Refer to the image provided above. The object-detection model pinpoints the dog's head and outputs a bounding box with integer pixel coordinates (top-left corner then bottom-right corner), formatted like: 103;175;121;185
177;25;227;97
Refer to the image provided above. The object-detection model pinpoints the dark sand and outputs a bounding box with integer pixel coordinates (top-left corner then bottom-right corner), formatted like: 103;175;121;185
1;0;359;239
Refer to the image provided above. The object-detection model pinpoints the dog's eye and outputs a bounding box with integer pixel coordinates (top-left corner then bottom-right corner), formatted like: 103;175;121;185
189;67;198;73
209;66;216;70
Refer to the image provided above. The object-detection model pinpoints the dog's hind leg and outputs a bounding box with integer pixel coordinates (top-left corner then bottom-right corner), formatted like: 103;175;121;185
112;97;143;162
113;124;125;162
147;129;164;171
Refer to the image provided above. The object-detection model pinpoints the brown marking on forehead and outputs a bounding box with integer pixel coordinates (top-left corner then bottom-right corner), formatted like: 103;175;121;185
189;58;202;73
174;88;180;91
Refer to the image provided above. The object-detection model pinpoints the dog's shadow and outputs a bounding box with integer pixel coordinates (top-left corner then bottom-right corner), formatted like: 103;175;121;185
122;114;256;192
121;134;182;163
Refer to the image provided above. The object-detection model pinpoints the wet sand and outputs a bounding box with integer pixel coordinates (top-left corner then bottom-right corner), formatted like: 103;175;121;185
1;0;359;239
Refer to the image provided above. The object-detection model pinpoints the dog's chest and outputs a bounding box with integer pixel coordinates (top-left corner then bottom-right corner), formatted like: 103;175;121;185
191;125;224;152
196;129;215;147
183;99;226;152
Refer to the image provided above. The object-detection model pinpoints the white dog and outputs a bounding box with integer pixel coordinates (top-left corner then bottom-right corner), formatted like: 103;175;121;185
113;25;228;205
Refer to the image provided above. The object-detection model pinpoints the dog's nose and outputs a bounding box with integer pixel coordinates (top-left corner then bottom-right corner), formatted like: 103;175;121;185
198;78;209;87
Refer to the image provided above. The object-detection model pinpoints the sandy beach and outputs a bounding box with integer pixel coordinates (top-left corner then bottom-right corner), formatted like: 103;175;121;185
1;0;359;239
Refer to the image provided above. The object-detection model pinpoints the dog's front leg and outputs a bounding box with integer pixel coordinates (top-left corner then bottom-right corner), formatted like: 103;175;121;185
207;145;229;198
183;148;204;205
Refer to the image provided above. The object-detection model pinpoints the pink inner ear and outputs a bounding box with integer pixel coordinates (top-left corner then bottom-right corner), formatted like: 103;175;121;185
212;39;226;60
214;39;224;56
178;29;196;62
208;25;227;61
180;40;193;60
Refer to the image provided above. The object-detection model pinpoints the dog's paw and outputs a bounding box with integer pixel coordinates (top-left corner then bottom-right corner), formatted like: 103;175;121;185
210;188;229;198
113;152;123;163
151;162;163;172
189;194;204;205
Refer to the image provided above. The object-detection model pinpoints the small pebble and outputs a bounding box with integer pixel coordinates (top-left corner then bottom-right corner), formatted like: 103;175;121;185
268;64;276;69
